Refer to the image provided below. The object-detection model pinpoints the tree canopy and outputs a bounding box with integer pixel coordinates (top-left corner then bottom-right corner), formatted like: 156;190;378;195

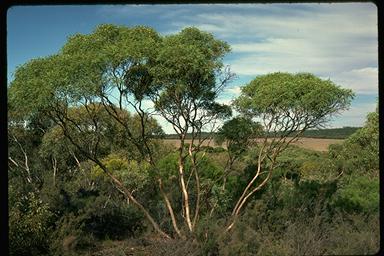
8;24;234;239
8;24;373;256
235;72;354;131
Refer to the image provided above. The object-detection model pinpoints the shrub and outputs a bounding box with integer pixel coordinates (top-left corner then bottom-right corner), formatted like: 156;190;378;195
49;213;98;256
9;192;54;256
91;153;151;192
81;197;145;239
331;175;379;214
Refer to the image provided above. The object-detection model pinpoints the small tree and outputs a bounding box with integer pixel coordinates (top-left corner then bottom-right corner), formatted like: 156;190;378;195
227;72;354;230
215;117;263;186
152;27;234;233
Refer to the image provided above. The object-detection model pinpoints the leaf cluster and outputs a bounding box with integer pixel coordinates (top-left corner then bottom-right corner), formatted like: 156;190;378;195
234;72;354;129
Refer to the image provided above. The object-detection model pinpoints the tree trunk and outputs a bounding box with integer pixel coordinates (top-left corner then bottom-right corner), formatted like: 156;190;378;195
158;178;185;239
178;137;193;232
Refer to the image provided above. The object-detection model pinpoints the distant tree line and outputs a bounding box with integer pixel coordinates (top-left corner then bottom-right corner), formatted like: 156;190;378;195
164;127;361;140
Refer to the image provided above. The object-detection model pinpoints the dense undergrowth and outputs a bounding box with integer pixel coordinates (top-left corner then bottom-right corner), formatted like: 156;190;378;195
9;108;379;256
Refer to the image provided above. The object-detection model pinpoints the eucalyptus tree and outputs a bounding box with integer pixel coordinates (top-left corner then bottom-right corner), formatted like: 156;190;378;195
216;117;263;178
8;24;171;238
8;24;234;239
218;117;263;189
8;100;55;190
227;72;354;230
151;27;234;233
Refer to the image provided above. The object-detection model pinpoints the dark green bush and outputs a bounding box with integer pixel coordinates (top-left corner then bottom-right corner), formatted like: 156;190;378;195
49;213;98;256
331;175;379;214
9;192;54;256
81;198;145;239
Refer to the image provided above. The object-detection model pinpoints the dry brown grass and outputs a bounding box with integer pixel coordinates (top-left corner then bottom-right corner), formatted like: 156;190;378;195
288;137;344;151
163;137;344;152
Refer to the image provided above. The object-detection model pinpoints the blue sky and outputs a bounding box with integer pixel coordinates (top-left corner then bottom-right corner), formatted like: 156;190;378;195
7;3;378;133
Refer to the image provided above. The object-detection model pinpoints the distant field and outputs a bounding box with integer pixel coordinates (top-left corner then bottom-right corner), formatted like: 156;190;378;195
285;137;344;151
163;137;344;152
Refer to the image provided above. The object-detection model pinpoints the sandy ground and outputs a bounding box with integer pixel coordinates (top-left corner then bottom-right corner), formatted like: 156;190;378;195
163;137;344;152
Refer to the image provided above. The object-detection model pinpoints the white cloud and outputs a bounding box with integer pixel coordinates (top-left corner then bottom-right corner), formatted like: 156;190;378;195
224;86;241;95
98;5;191;20
191;3;377;40
96;3;378;131
172;3;378;129
327;67;378;94
329;102;377;128
98;3;378;95
171;3;378;95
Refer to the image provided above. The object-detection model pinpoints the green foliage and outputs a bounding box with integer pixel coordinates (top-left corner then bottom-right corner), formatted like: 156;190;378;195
8;24;164;157
156;152;179;181
39;104;163;164
214;180;379;256
153;27;230;87
49;213;97;256
216;117;261;143
91;153;151;191
194;216;221;255
328;106;379;175
218;220;260;256
153;26;232;125
60;24;161;101
9;192;54;256
208;184;234;217
325;213;380;255
8;56;63;117
156;152;225;218
156;152;222;182
86;238;199;256
216;117;262;157
8;24;378;256
272;146;335;182
234;72;354;129
165;127;360;140
47;181;146;255
331;175;379;213
198;155;223;181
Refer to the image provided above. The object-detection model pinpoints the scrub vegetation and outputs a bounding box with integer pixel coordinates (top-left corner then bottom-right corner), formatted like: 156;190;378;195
8;24;379;255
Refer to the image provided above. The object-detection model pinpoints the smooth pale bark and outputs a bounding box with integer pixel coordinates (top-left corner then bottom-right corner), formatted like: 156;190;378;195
52;156;57;186
187;135;201;229
227;128;308;231
228;73;354;232
178;150;193;232
158;178;185;239
9;135;33;184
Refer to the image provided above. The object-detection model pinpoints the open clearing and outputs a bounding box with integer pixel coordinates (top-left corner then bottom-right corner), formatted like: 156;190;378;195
164;137;344;152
